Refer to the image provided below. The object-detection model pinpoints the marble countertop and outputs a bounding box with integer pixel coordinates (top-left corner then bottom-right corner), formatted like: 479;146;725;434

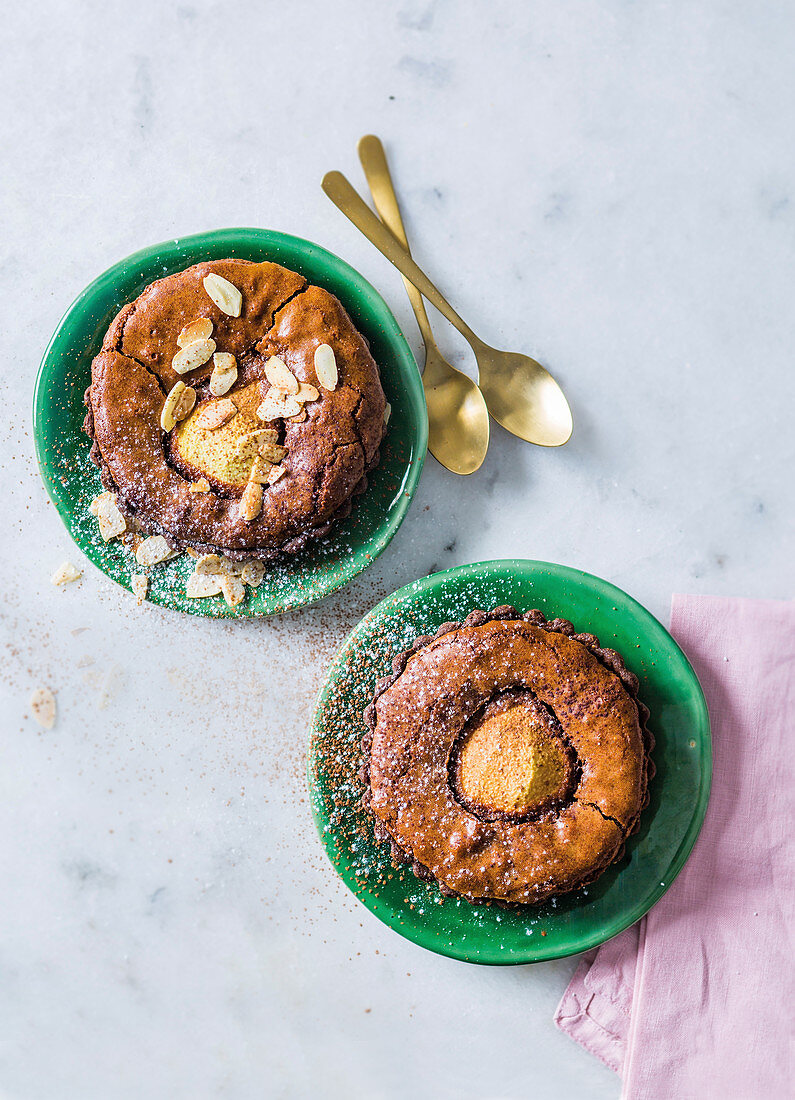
3;2;793;1097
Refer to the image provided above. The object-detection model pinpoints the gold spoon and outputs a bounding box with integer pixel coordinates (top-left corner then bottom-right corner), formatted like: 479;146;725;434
357;135;489;475
322;170;573;447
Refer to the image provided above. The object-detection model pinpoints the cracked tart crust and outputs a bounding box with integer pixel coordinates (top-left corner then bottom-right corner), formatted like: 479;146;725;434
362;607;654;906
83;258;386;560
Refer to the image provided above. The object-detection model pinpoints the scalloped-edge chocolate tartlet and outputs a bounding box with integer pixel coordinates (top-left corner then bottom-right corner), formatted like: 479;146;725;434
361;606;654;906
83;257;387;563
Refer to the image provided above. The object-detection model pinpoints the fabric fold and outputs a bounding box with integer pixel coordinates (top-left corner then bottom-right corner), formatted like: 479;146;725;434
555;594;794;1099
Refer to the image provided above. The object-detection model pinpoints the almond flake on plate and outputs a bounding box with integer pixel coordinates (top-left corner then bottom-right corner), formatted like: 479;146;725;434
186;572;224;598
131;573;148;605
92;493;127;541
189;478;211;494
383;401;392;426
135;535;174;567
195;553;224;575
220;572;246;607
209;352;238;397
241;560;265;587
267;464;287;485
172;337;216;376
161;381;196;431
30;687;56;729
238;480;263;521
177;318;213;348
193;398;237;430
203;273;242;318
314;343;338;390
51;561;82;586
264;356;299;395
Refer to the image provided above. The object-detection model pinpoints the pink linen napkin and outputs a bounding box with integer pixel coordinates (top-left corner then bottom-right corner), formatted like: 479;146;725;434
555;594;795;1099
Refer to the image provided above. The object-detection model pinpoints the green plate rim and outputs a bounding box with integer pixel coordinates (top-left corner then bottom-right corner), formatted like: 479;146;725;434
32;227;428;617
309;558;712;964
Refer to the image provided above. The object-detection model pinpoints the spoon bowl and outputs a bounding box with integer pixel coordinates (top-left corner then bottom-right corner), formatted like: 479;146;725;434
475;344;573;447
422;343;491;474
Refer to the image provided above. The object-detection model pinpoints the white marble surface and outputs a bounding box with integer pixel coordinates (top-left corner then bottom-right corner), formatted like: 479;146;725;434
2;2;793;1097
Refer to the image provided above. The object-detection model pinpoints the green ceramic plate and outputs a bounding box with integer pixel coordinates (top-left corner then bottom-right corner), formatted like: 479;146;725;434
309;559;711;964
33;228;427;617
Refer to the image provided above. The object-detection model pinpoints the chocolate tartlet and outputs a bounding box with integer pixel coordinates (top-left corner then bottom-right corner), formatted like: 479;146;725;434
84;258;386;561
362;607;653;906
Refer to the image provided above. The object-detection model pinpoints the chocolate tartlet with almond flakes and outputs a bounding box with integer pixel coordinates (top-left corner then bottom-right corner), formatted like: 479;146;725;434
83;258;387;562
361;607;654;906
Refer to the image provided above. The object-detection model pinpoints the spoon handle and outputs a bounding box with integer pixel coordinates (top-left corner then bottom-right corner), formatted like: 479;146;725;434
322;171;483;352
357;135;437;352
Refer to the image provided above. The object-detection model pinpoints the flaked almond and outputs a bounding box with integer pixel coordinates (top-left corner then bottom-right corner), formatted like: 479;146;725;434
177;318;213;348
260;440;287;463
160;383;184;431
30;687;56;729
93;493;127;541
241;560;265;587
264;356;299;394
314;343;338;390
288;409;307;424
195;553;224;575
235;427;278;458
238;480;263;521
161;381;196;431
189;477;211;494
186;572;223;598
172;337;216;376
383;401;392;426
267;464;287;486
220;572;246;608
193;398;237;430
51;561;82;586
131;573;148;606
97;664;122;711
174;384;196;420
209;351;238;397
203;273;242;317
296;382;320;404
135;534;173;567
248;455;272;484
256;392;302;422
235;430;287;465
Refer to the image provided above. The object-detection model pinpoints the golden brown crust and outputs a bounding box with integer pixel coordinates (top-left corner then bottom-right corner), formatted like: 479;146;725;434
361;606;654;906
84;259;386;559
